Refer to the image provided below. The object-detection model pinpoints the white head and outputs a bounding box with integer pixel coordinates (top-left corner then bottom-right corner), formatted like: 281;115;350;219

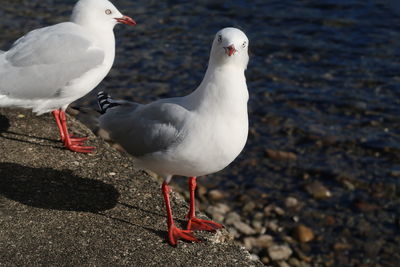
209;27;249;69
71;0;136;29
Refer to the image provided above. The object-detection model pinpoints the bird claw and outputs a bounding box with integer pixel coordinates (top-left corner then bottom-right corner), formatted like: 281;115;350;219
69;136;89;143
187;217;224;232
168;224;199;246
65;144;96;154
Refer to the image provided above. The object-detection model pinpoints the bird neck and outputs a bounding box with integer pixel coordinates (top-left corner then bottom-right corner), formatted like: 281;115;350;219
186;64;248;113
71;15;116;67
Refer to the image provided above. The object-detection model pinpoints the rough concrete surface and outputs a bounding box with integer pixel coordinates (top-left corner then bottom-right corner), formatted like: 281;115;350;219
0;108;261;267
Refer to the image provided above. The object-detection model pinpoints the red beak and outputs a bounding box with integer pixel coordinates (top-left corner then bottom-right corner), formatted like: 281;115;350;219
115;15;136;26
224;45;237;56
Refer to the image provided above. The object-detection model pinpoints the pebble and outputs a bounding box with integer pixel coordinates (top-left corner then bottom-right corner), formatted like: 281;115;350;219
268;244;293;261
285;197;299;208
353;200;380;212
263;205;274;216
244;234;274;251
342;180;356;191
233;221;256;235
251;220;263;233
265;149;298;161
293;224;314;243
249;254;260;262
333;242;352;251
242;201;256;214
324;215;335;226
305;181;332;199
225;211;241;226
256;234;274;248
261;257;270;264
277;261;291;267
274;206;285;216
243;237;256;251
266;220;282;232
208;189;226;201
227;227;240;239
211;212;224;223
206;203;231;215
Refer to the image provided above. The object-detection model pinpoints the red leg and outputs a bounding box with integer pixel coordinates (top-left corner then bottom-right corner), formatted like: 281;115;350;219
162;182;199;246
58;110;95;153
52;109;66;141
186;177;224;231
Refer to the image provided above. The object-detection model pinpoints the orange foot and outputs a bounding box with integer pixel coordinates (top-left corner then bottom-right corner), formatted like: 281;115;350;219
187;217;224;231
168;224;199;246
67;136;89;145
64;142;95;153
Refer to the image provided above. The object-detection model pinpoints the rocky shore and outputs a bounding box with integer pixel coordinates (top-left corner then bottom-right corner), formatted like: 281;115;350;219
0;108;261;266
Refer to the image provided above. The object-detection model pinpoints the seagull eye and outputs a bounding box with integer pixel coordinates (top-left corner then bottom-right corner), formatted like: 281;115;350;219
217;35;222;43
242;41;247;48
105;9;112;15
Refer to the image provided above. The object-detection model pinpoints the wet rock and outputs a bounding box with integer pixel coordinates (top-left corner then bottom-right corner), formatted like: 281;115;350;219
274;206;285;216
251;220;264;234
197;184;208;202
208;189;226;201
341;180;355;191
206;203;231;216
288;258;311;267
277;261;290;267
225;211;241;226
324;215;336;226
363;240;383;258
293;224;314;243
256;235;274;248
249;254;260;262
243;237;257;251
227;227;240;239
244;235;274;251
263;205;274;216
266;220;282;232
354;200;380;212
233;221;256;235
267;244;293;261
285;196;299;208
305;181;332;199
242;201;256;214
261;257;270;265
207;210;224;223
357;219;372;237
253;212;264;221
333;242;352;251
265;149;297;161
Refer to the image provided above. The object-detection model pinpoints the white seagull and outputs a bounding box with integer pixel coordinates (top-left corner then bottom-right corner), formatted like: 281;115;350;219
0;0;136;153
98;27;250;246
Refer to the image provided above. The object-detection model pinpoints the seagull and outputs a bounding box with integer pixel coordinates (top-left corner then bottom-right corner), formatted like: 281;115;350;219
98;27;249;246
0;0;136;153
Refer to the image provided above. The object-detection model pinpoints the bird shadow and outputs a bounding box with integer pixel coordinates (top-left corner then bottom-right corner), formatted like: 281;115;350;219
97;212;167;241
0;130;62;149
118;201;189;225
118;201;166;218
0;113;61;148
0;114;10;134
0;162;120;212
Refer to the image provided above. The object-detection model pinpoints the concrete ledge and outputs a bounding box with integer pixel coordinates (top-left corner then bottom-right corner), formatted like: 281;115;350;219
0;108;261;266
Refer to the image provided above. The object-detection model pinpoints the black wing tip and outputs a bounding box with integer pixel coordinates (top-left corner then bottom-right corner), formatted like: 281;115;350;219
97;91;121;114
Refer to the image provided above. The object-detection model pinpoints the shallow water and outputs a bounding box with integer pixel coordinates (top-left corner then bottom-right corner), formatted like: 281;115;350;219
1;0;400;265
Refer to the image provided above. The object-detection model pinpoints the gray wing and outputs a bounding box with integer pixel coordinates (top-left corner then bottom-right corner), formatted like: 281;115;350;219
99;99;190;157
0;22;104;99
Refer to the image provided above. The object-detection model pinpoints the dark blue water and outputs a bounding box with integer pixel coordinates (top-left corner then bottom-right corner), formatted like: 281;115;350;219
1;0;400;265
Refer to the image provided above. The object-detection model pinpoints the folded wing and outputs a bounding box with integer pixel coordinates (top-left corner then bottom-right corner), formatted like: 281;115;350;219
0;22;105;99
